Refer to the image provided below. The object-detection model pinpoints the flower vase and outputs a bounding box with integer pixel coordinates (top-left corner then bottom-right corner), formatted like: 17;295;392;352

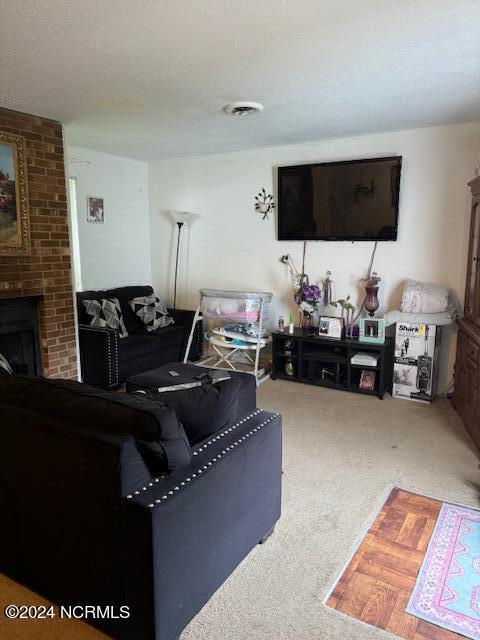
364;285;379;317
300;312;314;335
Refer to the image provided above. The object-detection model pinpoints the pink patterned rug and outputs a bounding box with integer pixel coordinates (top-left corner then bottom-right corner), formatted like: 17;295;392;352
406;502;480;639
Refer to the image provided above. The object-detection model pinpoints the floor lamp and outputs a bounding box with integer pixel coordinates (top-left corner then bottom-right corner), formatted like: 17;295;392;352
169;211;201;309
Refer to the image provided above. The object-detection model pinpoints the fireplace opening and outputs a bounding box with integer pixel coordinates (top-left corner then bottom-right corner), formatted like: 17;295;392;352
0;297;41;376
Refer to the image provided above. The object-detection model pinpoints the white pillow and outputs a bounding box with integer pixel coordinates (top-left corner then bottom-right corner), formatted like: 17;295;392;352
400;279;449;314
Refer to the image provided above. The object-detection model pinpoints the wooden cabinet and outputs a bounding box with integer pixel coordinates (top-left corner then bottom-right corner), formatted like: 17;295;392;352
453;177;480;446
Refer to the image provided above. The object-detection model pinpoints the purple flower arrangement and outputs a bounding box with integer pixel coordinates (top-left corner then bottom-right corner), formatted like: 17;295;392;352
294;282;322;317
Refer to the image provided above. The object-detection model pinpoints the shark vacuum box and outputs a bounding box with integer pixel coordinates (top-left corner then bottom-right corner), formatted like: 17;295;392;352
393;322;442;403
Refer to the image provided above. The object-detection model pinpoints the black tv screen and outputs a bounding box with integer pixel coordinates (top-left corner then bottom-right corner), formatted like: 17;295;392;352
277;156;401;241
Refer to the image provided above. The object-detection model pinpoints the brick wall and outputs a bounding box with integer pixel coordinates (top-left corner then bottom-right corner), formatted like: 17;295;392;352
0;107;77;379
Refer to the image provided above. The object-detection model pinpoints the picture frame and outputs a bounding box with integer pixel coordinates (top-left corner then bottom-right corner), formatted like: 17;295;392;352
358;317;386;344
87;196;105;223
359;369;376;391
318;315;344;340
0;131;30;255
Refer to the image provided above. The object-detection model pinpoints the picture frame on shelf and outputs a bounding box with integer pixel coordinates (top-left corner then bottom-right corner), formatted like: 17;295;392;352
359;369;376;391
358;317;386;344
318;315;344;340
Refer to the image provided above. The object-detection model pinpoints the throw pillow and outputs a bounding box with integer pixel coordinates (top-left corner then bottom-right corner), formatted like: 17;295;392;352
129;294;174;332
0;375;191;473
82;297;129;338
143;377;241;445
0;353;13;375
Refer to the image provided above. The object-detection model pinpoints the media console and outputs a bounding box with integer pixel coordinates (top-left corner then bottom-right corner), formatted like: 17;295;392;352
271;329;394;399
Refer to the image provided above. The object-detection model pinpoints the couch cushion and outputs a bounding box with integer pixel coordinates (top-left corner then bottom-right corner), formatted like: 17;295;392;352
119;326;187;363
77;285;154;334
126;363;257;419
119;335;165;362
110;286;156;334
0;375;191;472
141;377;241;445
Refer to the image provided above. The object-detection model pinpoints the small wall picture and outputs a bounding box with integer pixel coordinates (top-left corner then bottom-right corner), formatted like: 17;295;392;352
360;369;376;391
87;196;105;223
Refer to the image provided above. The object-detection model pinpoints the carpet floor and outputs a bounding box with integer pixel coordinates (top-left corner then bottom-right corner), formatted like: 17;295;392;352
183;381;479;640
1;381;479;640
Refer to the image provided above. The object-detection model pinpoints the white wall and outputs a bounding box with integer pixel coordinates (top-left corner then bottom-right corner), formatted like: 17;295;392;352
149;122;480;312
68;146;151;291
149;122;480;387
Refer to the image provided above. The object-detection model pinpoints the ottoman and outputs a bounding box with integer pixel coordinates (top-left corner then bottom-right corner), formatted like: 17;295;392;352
126;363;256;419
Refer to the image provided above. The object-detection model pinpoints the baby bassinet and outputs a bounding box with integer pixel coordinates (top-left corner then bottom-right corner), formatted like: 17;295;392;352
183;289;273;384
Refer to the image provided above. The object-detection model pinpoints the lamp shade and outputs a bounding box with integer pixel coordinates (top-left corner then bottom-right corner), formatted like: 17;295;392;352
169;210;201;227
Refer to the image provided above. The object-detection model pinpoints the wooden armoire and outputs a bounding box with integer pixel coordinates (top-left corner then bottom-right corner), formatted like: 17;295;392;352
453;176;480;447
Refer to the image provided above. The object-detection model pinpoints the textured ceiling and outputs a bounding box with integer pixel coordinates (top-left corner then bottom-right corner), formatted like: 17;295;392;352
1;0;479;160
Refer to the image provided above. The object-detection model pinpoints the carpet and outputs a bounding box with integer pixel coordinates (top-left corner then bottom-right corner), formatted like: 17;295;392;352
407;502;480;639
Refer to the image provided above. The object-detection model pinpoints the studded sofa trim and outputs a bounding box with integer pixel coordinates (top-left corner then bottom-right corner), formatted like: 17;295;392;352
125;409;280;509
120;406;282;640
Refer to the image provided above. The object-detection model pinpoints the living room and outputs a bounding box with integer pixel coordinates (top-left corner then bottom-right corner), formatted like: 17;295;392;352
1;2;480;640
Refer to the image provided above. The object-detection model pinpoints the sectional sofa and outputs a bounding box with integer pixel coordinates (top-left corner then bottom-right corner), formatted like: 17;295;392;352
0;372;282;640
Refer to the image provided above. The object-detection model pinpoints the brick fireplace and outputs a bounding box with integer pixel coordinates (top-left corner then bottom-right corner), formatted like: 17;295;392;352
0;107;77;379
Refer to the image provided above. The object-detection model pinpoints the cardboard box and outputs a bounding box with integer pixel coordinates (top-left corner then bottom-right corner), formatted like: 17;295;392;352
392;322;442;403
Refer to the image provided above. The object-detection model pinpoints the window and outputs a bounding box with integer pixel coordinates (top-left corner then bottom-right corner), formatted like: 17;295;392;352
68;177;83;291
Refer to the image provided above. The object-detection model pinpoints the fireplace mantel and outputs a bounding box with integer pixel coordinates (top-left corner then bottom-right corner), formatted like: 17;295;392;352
0;293;43;301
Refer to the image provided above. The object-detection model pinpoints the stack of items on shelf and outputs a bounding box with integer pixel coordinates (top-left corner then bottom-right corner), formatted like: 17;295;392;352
184;289;273;385
385;279;459;403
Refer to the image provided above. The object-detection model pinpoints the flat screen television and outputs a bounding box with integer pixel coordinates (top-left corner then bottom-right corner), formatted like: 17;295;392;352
277;156;401;241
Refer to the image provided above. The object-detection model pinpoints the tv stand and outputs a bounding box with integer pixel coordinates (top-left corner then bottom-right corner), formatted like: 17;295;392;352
271;329;394;399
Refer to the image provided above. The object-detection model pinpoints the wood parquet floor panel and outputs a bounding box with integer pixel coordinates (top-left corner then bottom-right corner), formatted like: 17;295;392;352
326;488;465;639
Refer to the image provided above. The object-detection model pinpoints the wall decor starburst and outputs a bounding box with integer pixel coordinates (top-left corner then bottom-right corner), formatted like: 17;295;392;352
254;188;274;220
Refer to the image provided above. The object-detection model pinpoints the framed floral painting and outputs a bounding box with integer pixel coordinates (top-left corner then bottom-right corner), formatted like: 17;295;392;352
0;132;30;255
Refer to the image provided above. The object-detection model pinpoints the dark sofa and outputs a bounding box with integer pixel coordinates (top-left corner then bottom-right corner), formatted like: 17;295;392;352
0;374;282;640
76;285;202;389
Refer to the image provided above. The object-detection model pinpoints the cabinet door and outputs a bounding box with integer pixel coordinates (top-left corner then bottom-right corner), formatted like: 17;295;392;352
465;196;480;324
454;328;480;448
454;330;471;411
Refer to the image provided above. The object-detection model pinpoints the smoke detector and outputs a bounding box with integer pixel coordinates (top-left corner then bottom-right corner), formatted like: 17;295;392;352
223;101;264;117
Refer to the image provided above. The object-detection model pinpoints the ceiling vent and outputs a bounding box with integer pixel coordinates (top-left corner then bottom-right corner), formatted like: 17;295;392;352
223;101;264;117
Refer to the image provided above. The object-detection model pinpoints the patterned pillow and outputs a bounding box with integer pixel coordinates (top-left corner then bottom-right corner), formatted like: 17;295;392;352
82;298;129;338
129;294;174;332
0;353;13;375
